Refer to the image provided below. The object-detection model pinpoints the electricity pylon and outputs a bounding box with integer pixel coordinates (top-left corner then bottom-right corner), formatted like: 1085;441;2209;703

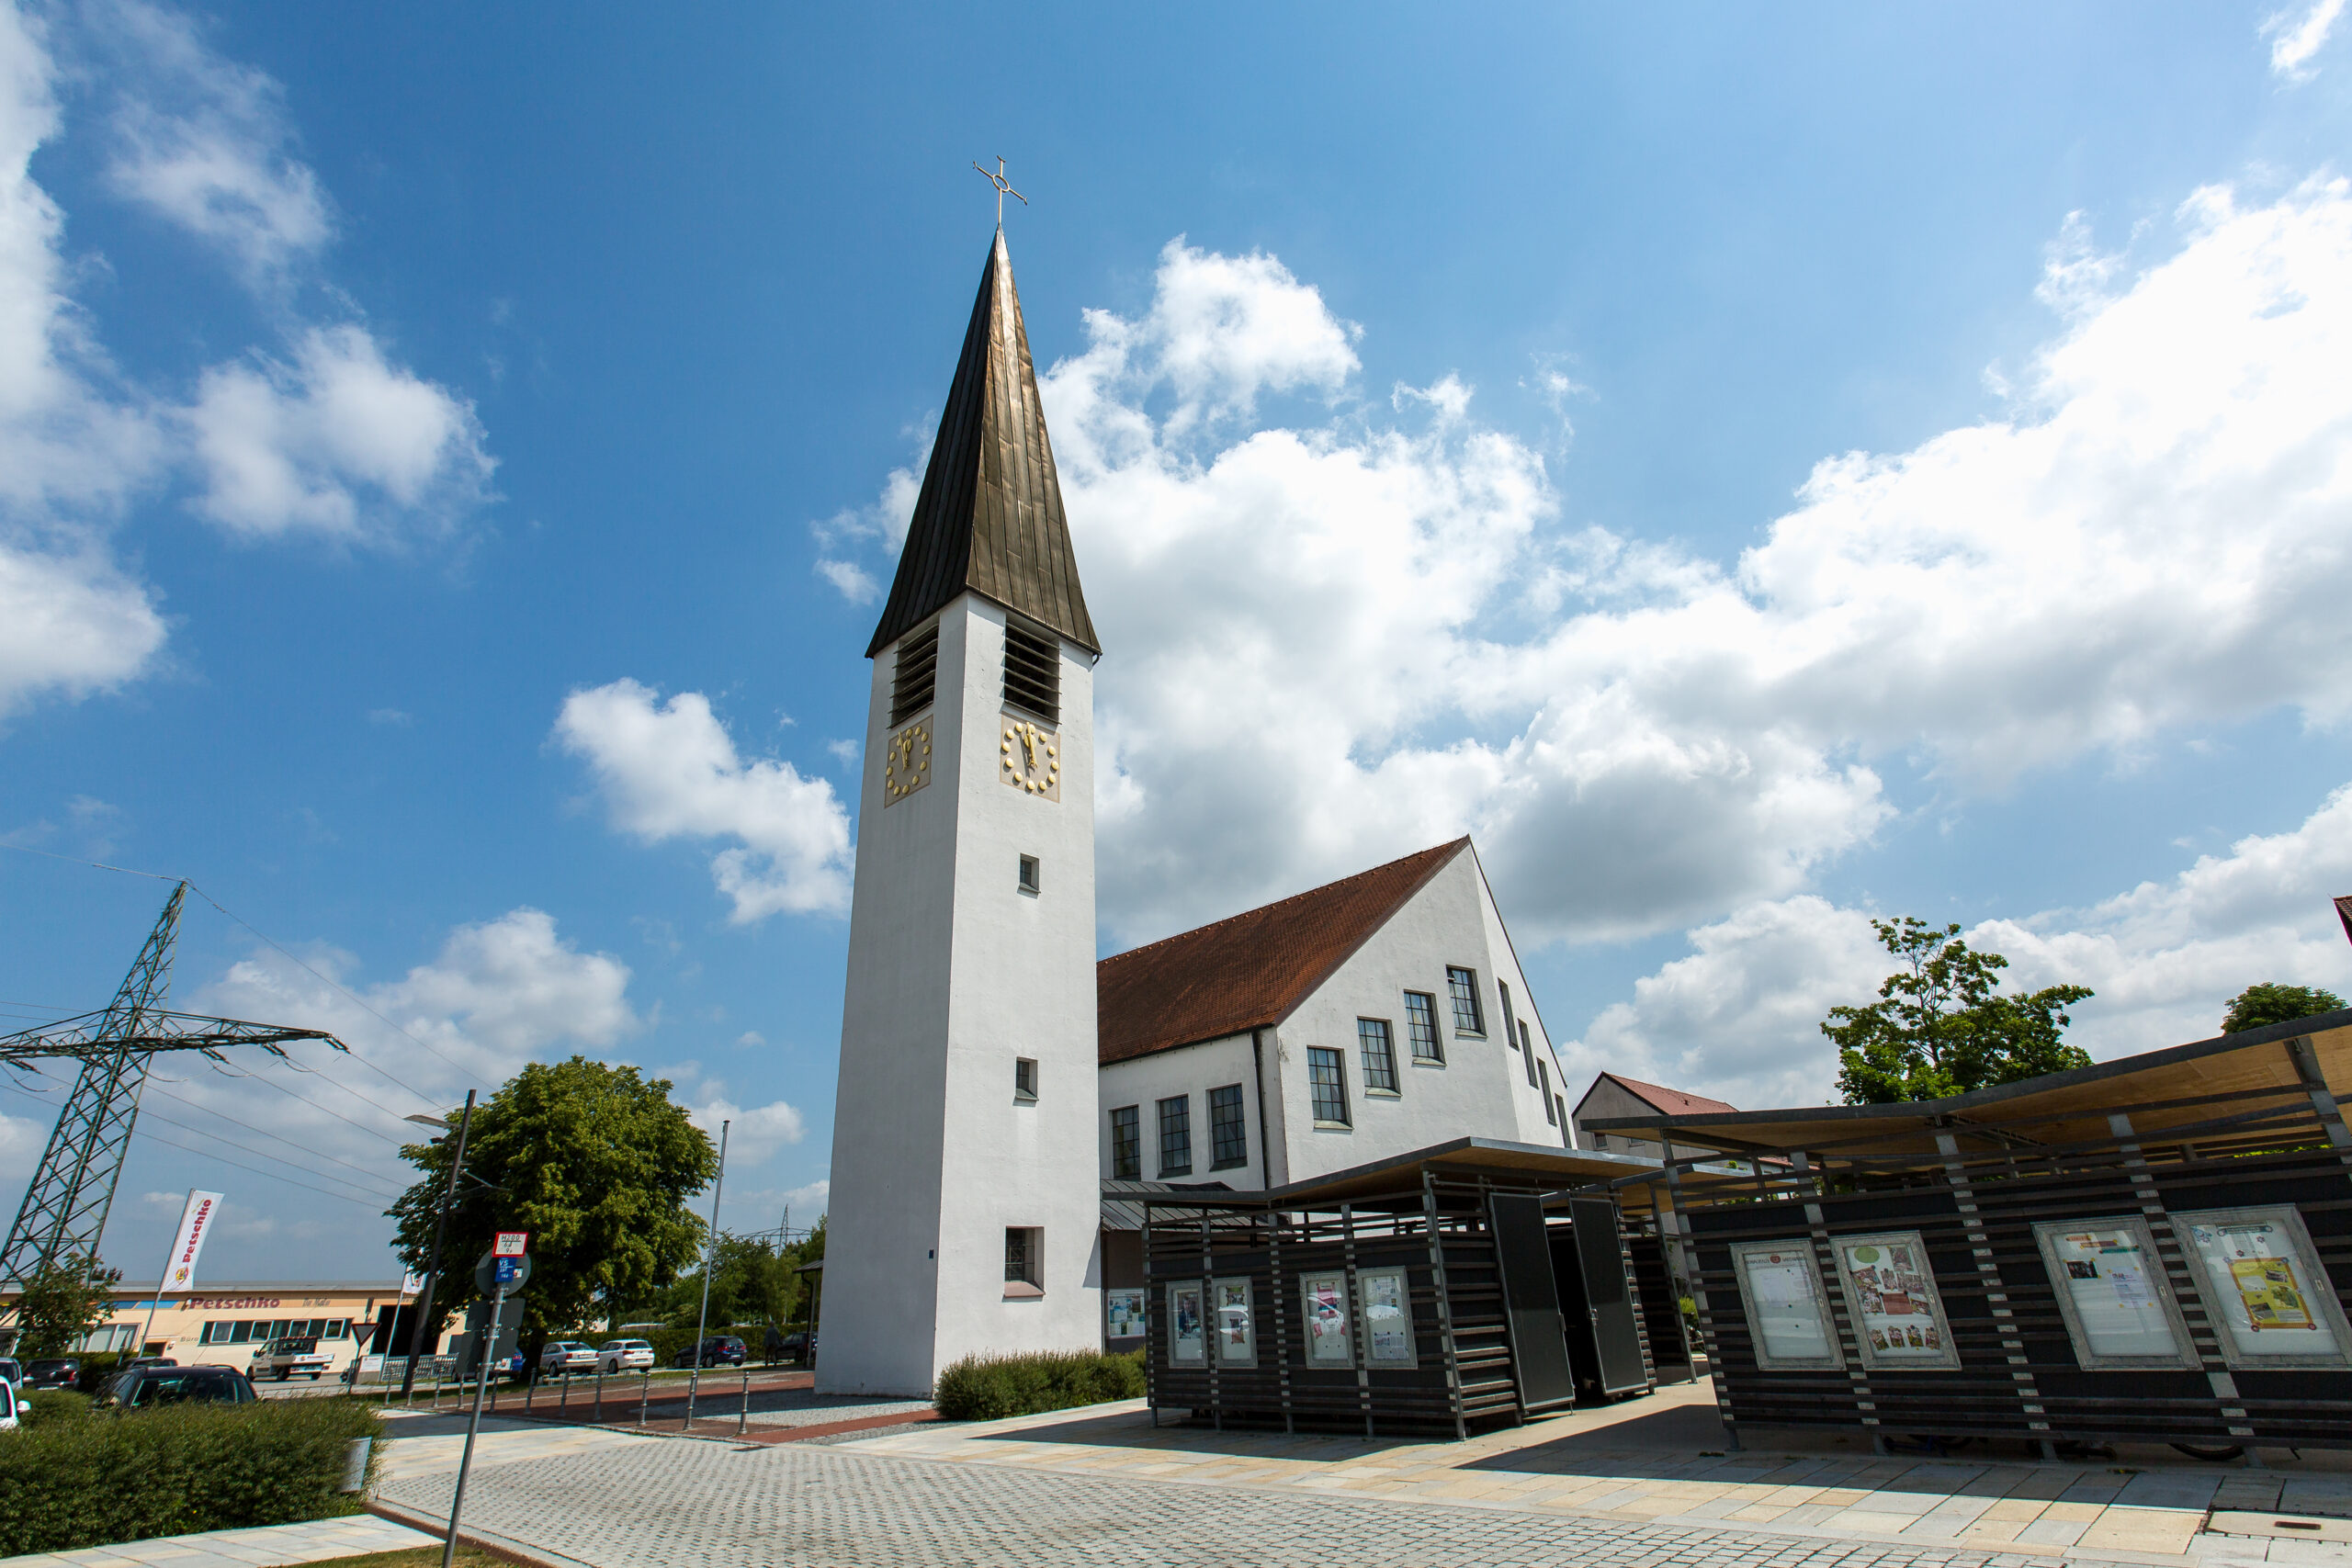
0;883;347;1288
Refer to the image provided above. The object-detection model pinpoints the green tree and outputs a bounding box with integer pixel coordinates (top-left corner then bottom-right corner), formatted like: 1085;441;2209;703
2222;983;2346;1036
388;1056;717;1364
660;1234;801;1333
10;1256;122;1359
1828;918;2095;1104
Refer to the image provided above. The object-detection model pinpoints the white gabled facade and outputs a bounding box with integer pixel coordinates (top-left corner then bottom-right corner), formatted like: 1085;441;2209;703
1097;843;1570;1195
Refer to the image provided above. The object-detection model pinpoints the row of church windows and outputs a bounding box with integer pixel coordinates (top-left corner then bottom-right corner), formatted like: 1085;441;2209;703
1109;1086;1251;1180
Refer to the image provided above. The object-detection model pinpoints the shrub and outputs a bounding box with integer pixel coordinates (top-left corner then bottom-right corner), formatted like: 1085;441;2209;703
0;1393;382;1556
933;1349;1145;1421
21;1387;90;1425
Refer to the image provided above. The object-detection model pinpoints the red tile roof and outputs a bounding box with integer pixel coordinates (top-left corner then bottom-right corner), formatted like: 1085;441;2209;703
1584;1074;1737;1118
1097;840;1472;1066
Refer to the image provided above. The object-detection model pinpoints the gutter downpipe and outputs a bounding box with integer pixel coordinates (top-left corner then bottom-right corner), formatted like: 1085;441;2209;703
1251;1029;1275;1188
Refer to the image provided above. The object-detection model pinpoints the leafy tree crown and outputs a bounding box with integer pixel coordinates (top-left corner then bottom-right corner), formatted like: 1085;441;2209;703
2222;983;2346;1037
1827;917;2093;1104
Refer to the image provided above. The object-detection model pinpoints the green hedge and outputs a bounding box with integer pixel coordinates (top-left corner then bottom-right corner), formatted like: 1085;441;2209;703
0;1395;383;1556
933;1349;1144;1421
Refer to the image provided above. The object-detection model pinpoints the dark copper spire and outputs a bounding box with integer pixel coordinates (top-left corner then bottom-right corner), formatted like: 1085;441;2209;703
865;231;1100;659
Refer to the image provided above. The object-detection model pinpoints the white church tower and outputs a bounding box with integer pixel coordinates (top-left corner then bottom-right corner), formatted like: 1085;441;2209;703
819;224;1104;1394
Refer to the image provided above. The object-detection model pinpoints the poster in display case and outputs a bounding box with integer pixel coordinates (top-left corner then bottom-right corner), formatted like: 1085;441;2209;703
2177;1205;2352;1369
1105;1289;1146;1341
1214;1276;1257;1367
1168;1281;1207;1367
1828;1230;1960;1371
1356;1267;1417;1367
1729;1238;1843;1371
1302;1272;1353;1365
2032;1218;2195;1370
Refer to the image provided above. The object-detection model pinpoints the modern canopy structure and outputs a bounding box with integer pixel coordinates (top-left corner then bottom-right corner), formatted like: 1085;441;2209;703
0;883;346;1289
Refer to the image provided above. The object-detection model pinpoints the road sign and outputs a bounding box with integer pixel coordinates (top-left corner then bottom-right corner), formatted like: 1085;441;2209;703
493;1231;528;1257
474;1249;532;1296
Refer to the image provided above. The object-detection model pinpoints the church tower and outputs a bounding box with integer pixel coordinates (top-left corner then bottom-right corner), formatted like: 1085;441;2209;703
819;225;1103;1395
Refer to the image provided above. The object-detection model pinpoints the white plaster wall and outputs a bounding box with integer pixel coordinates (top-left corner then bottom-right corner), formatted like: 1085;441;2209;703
1096;1033;1267;1188
1468;846;1577;1147
1257;847;1573;1184
824;596;1103;1393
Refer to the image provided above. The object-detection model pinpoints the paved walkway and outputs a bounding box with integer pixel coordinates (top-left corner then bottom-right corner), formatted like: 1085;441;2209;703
0;1515;434;1568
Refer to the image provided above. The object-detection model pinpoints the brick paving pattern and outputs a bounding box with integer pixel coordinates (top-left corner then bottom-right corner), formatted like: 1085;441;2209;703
379;1435;2073;1568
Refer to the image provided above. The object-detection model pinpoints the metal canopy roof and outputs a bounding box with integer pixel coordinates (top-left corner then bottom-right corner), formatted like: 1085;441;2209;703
865;229;1099;660
1582;1010;2352;1161
1113;1137;1677;1215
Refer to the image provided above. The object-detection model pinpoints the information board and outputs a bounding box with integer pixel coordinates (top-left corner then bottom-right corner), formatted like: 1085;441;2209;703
1167;1281;1206;1367
1214;1277;1257;1367
2178;1206;2351;1368
1830;1231;1960;1370
1357;1268;1416;1367
1104;1289;1145;1340
1302;1273;1352;1365
2033;1218;2192;1368
1731;1239;1840;1370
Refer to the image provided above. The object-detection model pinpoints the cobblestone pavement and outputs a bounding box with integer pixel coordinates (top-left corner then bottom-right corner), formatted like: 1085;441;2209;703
380;1431;2072;1568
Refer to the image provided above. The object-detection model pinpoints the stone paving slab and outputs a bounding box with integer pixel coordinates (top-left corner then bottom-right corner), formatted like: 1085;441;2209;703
379;1434;2070;1568
0;1513;434;1568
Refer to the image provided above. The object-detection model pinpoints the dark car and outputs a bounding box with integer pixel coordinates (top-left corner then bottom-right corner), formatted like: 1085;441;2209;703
672;1336;746;1369
23;1358;79;1390
0;1357;20;1386
93;1365;257;1410
778;1331;817;1363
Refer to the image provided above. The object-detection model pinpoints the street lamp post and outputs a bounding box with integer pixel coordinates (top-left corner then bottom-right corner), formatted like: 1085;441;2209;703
399;1090;475;1400
684;1119;728;1427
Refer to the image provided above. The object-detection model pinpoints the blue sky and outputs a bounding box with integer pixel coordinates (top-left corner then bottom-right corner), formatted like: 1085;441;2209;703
3;2;2351;1281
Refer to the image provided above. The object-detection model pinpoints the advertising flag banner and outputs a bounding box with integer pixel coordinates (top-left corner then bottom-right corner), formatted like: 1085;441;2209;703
164;1190;224;1292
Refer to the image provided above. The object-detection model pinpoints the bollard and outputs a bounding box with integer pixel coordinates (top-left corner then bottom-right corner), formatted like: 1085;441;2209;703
737;1363;750;1437
638;1366;650;1427
560;1371;571;1414
594;1368;604;1424
684;1361;699;1430
525;1371;534;1415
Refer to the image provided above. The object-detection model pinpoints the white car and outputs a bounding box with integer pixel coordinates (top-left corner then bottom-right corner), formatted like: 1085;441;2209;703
538;1340;598;1377
247;1336;332;1382
596;1338;655;1374
0;1373;26;1429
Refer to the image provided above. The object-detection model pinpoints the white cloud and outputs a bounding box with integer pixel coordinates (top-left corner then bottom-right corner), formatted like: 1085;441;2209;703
96;0;332;282
0;1108;46;1185
685;1092;807;1167
0;535;165;716
2266;0;2346;79
805;178;2352;950
1566;781;2352;1112
184;325;494;540
811;458;919;604
554;679;855;921
781;1179;828;1220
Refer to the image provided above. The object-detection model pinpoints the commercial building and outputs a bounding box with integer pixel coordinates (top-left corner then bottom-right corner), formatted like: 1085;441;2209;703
1;1279;448;1375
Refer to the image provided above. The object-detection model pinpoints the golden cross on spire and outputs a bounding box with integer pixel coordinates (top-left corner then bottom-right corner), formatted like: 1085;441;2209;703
973;155;1027;230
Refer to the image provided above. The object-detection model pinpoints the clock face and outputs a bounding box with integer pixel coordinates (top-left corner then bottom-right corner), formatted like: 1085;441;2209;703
1001;713;1060;800
883;718;932;805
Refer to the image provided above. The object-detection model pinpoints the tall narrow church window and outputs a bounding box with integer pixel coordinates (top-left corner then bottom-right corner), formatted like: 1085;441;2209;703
889;622;939;727
1404;993;1442;1063
1109;1106;1140;1179
1209;1085;1248;1170
1358;1019;1399;1093
1539;1060;1556;1124
1001;614;1060;724
1446;967;1485;1035
1308;1048;1351;1127
1157;1095;1192;1177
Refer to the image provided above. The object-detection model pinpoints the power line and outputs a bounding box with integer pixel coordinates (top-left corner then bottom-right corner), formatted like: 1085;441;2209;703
204;1063;415;1149
130;1106;401;1200
141;1083;407;1190
132;1128;394;1212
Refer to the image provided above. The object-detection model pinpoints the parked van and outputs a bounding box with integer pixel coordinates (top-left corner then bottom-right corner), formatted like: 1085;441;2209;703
246;1335;332;1381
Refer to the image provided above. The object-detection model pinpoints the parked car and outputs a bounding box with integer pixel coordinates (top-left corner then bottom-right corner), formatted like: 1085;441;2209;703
247;1335;332;1381
126;1356;176;1371
672;1336;746;1369
595;1338;655;1374
0;1373;25;1430
0;1358;20;1387
93;1365;257;1409
778;1331;816;1362
22;1358;78;1390
538;1341;598;1377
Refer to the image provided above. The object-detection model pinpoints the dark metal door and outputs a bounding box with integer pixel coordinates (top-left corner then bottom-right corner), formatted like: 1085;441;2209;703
1571;1196;1651;1394
1488;1192;1577;1411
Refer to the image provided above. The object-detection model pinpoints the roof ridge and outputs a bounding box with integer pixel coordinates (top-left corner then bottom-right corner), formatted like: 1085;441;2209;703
1099;837;1469;969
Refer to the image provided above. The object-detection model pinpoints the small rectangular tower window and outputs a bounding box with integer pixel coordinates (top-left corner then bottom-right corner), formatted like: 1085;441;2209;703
1446;966;1485;1035
1157;1095;1192;1177
1018;854;1040;894
1209;1084;1248;1170
1002;615;1061;724
1358;1019;1398;1094
1013;1057;1037;1102
1109;1106;1140;1179
1404;992;1442;1063
1307;1047;1350;1127
1004;1227;1041;1296
888;622;939;727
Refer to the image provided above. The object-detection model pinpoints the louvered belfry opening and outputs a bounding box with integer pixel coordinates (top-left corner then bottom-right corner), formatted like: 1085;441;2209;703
889;622;939;727
1001;614;1060;724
